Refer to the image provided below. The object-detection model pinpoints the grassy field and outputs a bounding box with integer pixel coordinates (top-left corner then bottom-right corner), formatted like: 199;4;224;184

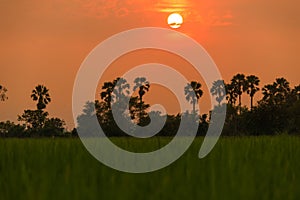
0;136;300;200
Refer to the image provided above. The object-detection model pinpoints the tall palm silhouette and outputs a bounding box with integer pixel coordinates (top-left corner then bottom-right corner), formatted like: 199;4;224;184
245;75;260;110
0;85;8;101
31;85;51;110
231;73;246;113
133;77;150;122
210;80;226;105
184;81;203;114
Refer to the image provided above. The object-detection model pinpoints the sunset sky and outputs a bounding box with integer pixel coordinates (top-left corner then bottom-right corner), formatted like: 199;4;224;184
1;0;299;129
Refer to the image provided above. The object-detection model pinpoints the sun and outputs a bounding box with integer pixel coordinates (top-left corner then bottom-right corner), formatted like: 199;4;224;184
167;13;183;29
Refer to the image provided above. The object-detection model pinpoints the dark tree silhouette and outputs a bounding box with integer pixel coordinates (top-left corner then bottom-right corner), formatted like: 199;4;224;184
262;78;290;105
100;80;116;109
245;75;260;110
231;74;247;113
291;85;300;101
185;81;203;114
225;83;238;106
0;85;8;101
31;85;51;110
113;77;130;102
210;80;226;105
18;109;49;131
133;77;150;123
101;77;130;108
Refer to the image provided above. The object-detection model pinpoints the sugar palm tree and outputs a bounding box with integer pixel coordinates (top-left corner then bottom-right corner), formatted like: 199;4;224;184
31;85;51;110
133;77;150;122
113;77;130;102
262;77;290;105
245;75;260;110
133;77;150;103
210;80;226;105
225;83;237;106
0;85;8;101
292;85;300;101
184;81;203;114
100;80;116;109
231;73;247;113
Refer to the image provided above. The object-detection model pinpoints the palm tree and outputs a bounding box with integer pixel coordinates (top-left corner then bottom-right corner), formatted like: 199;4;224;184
231;73;247;113
210;80;226;105
184;81;203;114
31;85;51;110
292;85;300;101
225;83;237;106
100;80;116;109
0;85;8;101
262;77;290;105
113;77;130;102
133;77;150;122
245;75;260;110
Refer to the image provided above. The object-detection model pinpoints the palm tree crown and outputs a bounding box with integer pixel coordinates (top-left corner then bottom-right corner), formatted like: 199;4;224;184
31;85;51;110
0;85;8;101
184;81;203;113
262;77;290;105
133;77;150;123
133;77;150;102
245;75;260;110
231;73;247;113
210;80;226;105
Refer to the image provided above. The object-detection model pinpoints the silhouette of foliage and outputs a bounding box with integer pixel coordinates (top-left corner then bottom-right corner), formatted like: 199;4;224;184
0;85;8;101
1;74;300;137
31;85;51;110
184;81;203;114
245;75;260;110
211;80;226;105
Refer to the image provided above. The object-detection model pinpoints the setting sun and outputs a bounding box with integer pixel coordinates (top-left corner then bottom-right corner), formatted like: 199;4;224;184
167;13;183;28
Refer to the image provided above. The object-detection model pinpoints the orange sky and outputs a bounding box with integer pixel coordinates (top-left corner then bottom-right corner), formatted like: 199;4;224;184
1;0;299;129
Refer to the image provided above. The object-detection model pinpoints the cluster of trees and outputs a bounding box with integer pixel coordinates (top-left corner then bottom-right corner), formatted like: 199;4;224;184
1;73;299;137
0;85;76;137
77;74;300;137
223;76;300;135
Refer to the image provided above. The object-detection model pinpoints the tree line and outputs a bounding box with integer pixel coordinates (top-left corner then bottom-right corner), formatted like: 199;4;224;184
0;73;299;137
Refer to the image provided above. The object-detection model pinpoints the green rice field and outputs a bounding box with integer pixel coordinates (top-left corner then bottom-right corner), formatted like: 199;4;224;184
0;136;299;200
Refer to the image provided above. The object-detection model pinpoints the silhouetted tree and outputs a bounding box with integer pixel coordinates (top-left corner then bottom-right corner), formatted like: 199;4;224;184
0;85;8;101
245;75;260;110
262;78;290;105
42;118;66;137
18;109;49;135
185;81;203;114
291;85;300;101
225;83;238;106
113;77;130;102
111;78;131;119
0;121;25;137
18;85;66;137
31;85;51;110
101;77;130;109
100;80;116;109
210;80;226;105
133;77;150;123
231;73;247;113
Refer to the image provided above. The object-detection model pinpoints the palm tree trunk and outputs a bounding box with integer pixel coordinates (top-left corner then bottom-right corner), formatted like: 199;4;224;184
193;102;195;114
250;96;253;111
239;94;241;114
139;97;142;124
